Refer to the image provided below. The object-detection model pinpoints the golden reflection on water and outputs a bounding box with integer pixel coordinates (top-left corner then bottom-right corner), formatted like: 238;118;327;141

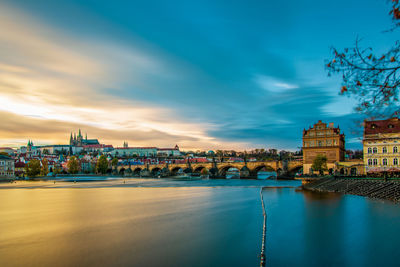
0;185;262;267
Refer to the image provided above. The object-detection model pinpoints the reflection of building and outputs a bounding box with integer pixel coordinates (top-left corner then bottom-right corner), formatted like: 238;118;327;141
363;118;400;174
302;120;345;174
0;155;14;178
70;129;99;147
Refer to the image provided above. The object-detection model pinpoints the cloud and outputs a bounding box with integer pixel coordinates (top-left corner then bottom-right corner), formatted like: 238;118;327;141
254;75;299;93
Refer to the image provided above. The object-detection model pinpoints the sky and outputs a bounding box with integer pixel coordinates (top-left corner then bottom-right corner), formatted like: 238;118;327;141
0;0;396;150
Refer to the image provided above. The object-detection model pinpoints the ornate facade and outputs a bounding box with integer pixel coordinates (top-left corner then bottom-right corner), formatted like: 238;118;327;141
302;120;345;174
363;118;400;174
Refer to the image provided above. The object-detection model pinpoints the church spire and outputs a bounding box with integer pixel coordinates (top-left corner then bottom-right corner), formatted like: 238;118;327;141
85;133;87;140
78;129;82;137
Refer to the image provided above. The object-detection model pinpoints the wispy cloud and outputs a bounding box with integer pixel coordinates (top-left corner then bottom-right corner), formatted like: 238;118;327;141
254;75;299;93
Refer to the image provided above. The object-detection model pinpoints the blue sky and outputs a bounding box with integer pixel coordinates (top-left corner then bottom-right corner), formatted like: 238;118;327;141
0;0;396;150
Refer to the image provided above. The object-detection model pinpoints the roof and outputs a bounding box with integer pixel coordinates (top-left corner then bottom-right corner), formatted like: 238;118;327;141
364;118;400;135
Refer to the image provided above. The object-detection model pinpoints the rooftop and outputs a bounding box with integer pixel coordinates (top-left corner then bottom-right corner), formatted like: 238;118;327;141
364;118;400;135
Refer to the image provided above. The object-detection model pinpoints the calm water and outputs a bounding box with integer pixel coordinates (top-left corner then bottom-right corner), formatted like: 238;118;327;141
0;179;399;266
263;187;400;267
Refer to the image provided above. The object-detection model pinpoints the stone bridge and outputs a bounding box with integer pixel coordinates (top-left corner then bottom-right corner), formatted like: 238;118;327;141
117;160;303;178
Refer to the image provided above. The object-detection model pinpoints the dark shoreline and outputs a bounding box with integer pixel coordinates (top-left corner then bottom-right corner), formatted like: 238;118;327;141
303;178;400;202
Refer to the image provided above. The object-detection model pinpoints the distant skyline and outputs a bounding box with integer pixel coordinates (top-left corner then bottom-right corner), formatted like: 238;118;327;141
0;0;397;150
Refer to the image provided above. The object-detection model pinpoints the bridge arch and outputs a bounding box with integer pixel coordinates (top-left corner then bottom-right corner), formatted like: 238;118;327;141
119;167;125;175
193;166;206;173
132;167;142;176
151;167;162;177
171;167;183;176
219;165;239;178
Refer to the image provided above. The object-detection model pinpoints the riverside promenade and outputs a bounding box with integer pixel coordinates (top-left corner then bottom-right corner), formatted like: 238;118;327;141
303;178;400;202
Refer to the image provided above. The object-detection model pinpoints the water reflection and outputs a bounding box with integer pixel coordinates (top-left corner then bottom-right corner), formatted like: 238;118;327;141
263;188;400;267
0;187;262;267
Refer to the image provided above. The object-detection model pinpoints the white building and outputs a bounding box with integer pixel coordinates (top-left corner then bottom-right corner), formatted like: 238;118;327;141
0;155;14;178
157;145;181;157
111;147;158;157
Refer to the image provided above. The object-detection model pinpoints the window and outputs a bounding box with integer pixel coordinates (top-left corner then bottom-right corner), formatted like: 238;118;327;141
388;124;394;128
368;148;372;154
383;147;387;153
373;159;378;166
318;141;323;147
373;147;378;154
394;147;398;153
394;158;398;165
368;159;373;166
383;158;388;166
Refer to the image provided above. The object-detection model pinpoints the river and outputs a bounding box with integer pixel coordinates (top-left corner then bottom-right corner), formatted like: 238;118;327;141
0;178;399;266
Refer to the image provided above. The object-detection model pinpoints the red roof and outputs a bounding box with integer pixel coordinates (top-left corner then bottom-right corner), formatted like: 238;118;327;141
364;118;400;135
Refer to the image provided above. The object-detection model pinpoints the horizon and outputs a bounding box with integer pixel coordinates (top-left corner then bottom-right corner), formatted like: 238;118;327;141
0;0;396;150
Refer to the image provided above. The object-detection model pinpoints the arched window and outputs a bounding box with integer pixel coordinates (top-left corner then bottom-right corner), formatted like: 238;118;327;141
383;158;388;165
373;159;378;166
394;147;398;153
368;148;372;154
383;147;387;153
394;158;398;165
373;147;377;154
368;159;373;166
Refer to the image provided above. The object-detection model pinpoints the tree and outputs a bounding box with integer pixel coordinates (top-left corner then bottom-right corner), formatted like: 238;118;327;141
42;149;49;155
312;155;328;175
25;159;41;178
326;1;400;117
111;158;119;169
67;156;79;174
41;158;49;176
96;155;109;174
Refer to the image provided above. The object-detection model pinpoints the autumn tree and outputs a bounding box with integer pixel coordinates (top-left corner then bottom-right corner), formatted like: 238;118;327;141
326;1;400;117
96;155;109;174
67;156;80;174
25;159;41;178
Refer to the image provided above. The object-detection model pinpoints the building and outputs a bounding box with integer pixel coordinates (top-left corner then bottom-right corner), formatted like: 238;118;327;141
302;120;345;174
157;145;181;157
14;161;26;177
111;147;158;157
70;129;99;147
0;155;15;178
363;118;400;174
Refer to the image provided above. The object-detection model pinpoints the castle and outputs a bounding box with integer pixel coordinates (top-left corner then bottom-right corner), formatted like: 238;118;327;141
70;129;99;147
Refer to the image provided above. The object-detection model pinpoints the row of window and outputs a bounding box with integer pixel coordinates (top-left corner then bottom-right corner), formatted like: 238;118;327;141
367;147;398;154
367;158;399;166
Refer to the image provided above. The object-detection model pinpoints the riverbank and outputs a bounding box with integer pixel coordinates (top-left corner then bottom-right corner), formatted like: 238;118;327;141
303;178;400;202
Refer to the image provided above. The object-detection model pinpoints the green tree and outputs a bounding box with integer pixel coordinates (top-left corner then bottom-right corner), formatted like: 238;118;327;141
25;159;41;178
111;158;119;169
41;158;49;176
311;155;328;175
67;156;80;174
96;155;109;174
326;1;400;117
42;149;49;155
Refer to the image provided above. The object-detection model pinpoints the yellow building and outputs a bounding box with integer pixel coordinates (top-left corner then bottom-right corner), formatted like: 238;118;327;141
363;118;400;174
302;120;345;175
